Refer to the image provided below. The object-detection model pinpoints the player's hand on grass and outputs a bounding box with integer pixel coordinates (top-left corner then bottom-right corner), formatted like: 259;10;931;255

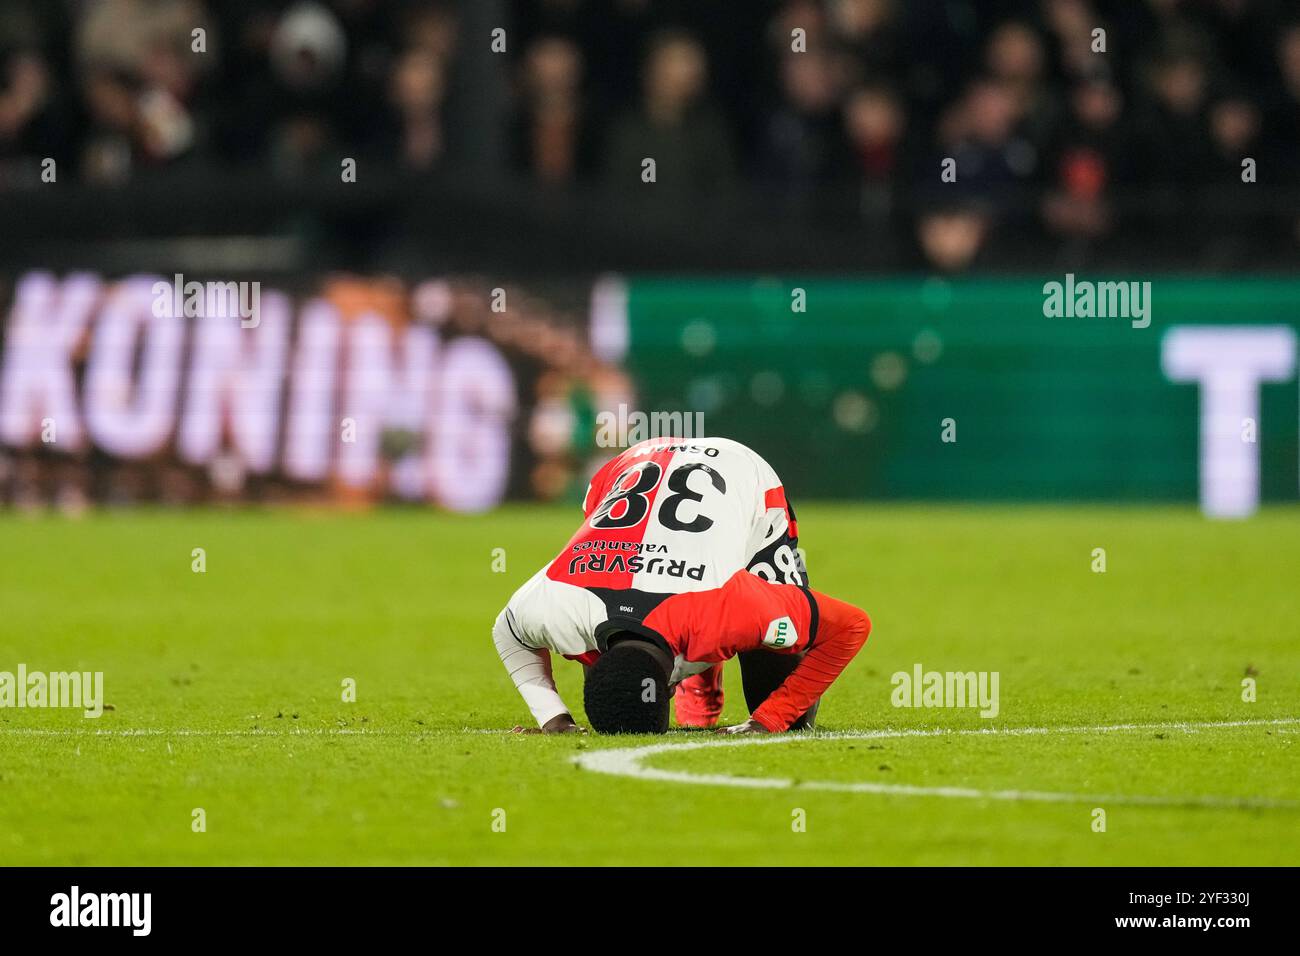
715;718;771;735
543;713;586;734
511;714;586;735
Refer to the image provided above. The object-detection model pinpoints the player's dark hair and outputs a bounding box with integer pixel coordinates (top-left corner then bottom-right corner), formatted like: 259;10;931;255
584;639;671;735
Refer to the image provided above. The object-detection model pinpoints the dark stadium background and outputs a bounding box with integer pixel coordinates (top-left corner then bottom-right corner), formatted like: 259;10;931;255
2;0;1298;271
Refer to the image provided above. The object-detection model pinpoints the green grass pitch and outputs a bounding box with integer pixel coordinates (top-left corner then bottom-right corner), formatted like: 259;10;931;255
0;504;1296;866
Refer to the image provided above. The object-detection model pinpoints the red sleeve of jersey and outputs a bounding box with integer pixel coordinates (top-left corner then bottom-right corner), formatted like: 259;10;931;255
752;592;871;732
645;571;817;662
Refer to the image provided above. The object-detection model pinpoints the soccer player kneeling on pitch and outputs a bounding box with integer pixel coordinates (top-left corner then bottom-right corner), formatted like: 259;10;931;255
583;570;871;734
495;437;822;733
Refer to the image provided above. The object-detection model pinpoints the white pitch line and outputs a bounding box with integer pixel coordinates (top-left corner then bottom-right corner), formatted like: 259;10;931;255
572;717;1300;810
0;716;1293;740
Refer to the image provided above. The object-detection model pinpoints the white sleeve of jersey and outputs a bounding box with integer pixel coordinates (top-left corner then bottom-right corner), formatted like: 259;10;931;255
493;608;572;728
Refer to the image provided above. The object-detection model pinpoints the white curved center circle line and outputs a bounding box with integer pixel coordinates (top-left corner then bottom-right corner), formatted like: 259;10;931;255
572;717;1300;809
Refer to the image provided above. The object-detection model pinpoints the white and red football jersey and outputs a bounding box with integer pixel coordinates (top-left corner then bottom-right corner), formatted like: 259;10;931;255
493;437;809;726
555;436;803;593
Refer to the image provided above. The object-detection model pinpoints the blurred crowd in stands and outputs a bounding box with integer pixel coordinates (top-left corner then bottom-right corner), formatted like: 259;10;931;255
0;0;1297;270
